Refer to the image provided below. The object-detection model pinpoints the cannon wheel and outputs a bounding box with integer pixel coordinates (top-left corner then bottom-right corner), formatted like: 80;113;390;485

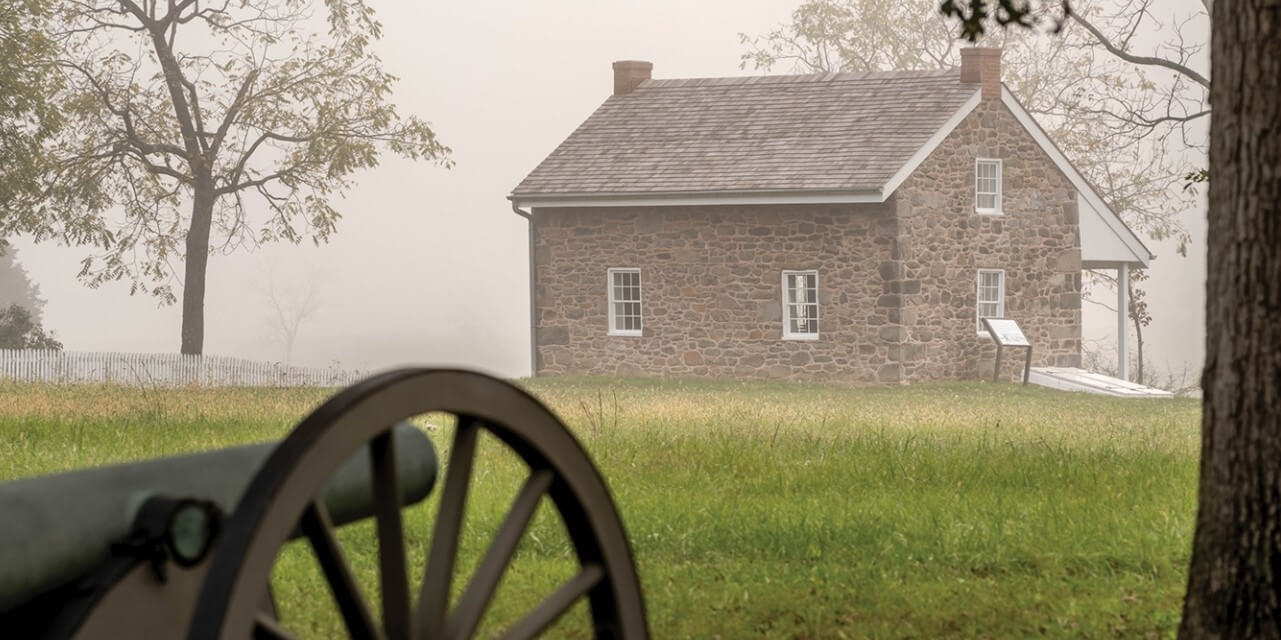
188;368;648;640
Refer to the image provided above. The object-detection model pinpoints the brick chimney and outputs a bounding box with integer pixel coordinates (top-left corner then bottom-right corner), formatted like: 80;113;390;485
960;47;1002;99
612;60;652;96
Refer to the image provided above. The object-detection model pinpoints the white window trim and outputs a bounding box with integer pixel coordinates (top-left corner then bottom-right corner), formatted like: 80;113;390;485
975;158;1003;215
976;268;1006;335
607;268;642;337
781;270;820;341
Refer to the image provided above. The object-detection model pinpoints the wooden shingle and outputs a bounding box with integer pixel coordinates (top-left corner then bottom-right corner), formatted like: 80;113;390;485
512;69;979;196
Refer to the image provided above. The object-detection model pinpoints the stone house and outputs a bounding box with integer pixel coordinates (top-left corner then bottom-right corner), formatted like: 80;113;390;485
508;48;1153;383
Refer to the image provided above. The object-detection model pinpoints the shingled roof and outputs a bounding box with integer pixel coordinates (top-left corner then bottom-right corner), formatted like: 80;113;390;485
511;68;980;199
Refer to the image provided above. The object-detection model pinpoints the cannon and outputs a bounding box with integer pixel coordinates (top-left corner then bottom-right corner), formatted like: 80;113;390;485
0;368;648;639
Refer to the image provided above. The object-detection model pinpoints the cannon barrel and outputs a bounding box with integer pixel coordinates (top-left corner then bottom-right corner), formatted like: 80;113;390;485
0;422;437;612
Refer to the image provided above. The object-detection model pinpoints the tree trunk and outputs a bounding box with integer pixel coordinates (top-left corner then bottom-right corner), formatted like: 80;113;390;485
1132;285;1145;384
1133;320;1144;384
1179;1;1281;637
180;185;214;355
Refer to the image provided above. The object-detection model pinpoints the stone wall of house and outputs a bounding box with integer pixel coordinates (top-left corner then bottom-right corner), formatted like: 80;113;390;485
532;202;904;380
532;97;1082;383
891;99;1082;382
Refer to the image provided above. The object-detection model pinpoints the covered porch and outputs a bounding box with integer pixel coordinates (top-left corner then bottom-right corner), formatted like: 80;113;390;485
1078;190;1155;382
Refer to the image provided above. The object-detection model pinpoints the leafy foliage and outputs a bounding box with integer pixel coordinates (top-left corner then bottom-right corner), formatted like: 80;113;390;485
1;0;451;352
0;0;62;217
1183;167;1209;194
0;246;58;351
0;248;46;323
1128;267;1151;330
740;0;969;73
0;303;62;350
939;0;1057;41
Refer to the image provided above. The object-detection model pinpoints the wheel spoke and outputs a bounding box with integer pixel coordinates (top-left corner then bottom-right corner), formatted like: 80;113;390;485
371;429;411;640
416;416;481;638
253;612;301;640
500;564;604;640
300;500;383;640
446;470;555;640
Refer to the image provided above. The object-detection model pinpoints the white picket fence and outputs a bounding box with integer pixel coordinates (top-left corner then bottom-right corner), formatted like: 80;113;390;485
0;350;366;388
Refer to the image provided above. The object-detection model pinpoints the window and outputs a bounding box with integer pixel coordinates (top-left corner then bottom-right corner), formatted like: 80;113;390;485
608;268;642;336
976;269;1005;333
975;159;1002;213
782;270;819;340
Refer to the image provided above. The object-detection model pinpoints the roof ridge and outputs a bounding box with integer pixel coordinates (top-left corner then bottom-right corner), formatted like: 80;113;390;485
639;67;959;90
510;65;981;198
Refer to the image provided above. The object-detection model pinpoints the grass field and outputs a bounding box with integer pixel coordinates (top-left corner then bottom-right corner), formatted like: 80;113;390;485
0;377;1200;638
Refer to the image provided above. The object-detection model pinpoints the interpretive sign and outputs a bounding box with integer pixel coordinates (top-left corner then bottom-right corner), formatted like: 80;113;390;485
983;318;1030;347
982;317;1033;385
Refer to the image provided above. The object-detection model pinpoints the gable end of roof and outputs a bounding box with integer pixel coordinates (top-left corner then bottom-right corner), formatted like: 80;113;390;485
998;86;1155;266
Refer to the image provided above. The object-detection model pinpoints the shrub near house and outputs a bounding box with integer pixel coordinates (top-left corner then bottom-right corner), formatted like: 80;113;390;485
510;50;1152;383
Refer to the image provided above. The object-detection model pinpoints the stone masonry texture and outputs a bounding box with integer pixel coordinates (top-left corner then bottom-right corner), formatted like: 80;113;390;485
532;97;1081;383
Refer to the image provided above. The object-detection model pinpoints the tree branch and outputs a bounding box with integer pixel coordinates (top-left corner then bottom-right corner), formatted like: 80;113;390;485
218;164;299;196
115;0;155;28
1068;11;1210;88
208;69;258;158
55;60;191;160
141;21;204;167
217;130;274;194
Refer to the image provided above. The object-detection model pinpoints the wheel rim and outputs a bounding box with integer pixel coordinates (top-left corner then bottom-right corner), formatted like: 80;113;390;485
188;368;648;640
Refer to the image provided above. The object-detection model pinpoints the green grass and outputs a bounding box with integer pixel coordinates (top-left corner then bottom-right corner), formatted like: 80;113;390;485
0;378;1200;638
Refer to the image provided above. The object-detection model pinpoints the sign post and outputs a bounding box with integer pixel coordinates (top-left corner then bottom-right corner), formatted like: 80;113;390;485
982;318;1033;385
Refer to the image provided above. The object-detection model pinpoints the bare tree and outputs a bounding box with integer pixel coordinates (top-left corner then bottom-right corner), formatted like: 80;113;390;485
259;263;320;366
0;0;451;354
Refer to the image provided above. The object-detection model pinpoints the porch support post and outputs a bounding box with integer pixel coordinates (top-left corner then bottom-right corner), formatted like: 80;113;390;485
1117;263;1129;381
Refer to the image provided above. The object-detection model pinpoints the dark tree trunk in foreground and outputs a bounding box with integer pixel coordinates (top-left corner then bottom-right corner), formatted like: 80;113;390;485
1180;1;1281;637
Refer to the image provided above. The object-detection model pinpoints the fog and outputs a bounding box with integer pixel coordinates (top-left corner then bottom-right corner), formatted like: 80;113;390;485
13;0;1207;381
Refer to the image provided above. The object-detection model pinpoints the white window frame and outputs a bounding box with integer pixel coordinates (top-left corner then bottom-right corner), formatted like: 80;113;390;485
975;158;1003;214
976;268;1006;335
607;268;642;337
781;270;820;341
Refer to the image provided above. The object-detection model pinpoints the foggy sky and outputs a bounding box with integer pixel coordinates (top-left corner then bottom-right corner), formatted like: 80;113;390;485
13;0;1208;381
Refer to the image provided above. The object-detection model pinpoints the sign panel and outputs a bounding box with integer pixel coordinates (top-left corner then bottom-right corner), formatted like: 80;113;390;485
983;318;1030;347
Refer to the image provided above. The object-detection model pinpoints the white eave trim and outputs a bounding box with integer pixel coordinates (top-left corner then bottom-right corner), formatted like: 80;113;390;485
999;87;1154;267
509;189;884;208
881;88;983;196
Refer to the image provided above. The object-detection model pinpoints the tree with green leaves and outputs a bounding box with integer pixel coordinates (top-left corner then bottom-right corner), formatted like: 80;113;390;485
944;1;1280;636
0;246;60;350
0;0;62;214
0;248;47;321
0;0;451;354
0;303;62;350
